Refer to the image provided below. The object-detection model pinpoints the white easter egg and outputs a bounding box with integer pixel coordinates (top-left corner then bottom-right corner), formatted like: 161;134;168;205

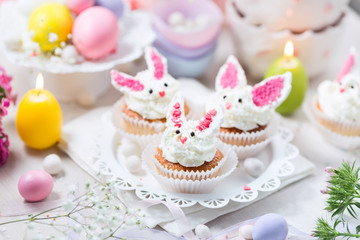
43;154;62;175
195;14;212;30
125;155;142;174
168;11;185;27
244;158;265;178
239;225;254;240
119;142;139;157
61;45;80;64
195;224;211;239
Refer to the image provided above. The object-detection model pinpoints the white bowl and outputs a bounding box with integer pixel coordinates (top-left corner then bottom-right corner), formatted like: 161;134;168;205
226;0;347;80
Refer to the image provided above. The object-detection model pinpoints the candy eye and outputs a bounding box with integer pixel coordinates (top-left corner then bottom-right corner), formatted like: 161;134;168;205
223;95;227;100
351;85;355;89
149;89;153;94
190;132;195;137
175;130;180;134
238;98;242;103
164;83;168;87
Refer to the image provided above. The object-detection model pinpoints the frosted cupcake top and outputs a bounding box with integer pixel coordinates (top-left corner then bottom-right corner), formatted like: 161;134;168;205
160;94;224;167
318;48;360;123
212;55;292;131
111;47;179;120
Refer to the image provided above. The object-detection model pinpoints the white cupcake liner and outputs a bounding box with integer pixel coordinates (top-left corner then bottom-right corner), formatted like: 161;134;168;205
111;98;164;150
153;142;226;181
310;96;360;136
143;141;238;193
304;95;360;150
113;97;167;135
219;115;279;159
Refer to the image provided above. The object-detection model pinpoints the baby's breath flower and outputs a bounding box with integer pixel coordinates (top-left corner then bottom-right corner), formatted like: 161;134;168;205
67;185;77;194
62;200;73;212
72;223;82;233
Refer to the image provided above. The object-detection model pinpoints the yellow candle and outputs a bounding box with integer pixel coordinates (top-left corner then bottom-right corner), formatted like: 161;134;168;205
16;73;62;149
264;40;308;115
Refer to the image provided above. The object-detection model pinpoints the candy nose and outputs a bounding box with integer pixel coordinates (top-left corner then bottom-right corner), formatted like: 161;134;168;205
159;91;165;97
180;136;187;144
340;87;345;93
225;102;232;110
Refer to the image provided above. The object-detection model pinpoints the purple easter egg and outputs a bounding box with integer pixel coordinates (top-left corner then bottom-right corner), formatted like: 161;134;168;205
95;0;125;18
252;213;288;240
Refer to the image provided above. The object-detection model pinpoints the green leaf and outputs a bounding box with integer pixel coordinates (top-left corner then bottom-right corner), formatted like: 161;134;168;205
356;225;360;234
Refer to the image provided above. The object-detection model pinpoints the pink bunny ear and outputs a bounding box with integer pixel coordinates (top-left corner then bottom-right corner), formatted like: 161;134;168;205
215;55;247;91
111;70;144;93
167;94;186;128
252;72;292;108
145;47;167;80
336;48;357;84
196;106;224;135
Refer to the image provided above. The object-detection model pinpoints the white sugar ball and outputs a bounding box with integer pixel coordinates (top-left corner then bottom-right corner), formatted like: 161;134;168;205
76;91;96;107
244;158;265;178
54;47;62;56
43;154;62;175
168;11;185;27
119;142;139;157
61;45;80;64
239;225;253;240
195;14;212;30
195;224;211;239
125;155;142;174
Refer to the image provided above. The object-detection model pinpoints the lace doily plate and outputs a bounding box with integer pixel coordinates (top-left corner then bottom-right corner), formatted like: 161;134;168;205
93;112;299;209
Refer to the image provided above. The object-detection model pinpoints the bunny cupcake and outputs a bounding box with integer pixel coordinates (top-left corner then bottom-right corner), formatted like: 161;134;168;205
307;48;360;148
111;47;188;136
143;94;237;193
210;56;292;156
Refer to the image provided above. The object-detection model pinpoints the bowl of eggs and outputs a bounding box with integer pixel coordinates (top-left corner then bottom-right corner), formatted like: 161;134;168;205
152;0;223;78
0;0;154;105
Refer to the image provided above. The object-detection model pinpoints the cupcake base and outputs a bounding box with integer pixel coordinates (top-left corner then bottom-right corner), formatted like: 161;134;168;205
218;115;279;160
154;147;224;181
143;141;238;193
304;95;360;150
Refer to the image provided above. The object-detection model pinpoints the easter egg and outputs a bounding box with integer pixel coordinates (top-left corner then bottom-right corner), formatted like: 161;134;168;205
95;0;125;18
67;0;95;15
28;3;73;52
72;6;119;60
18;170;54;202
252;213;288;240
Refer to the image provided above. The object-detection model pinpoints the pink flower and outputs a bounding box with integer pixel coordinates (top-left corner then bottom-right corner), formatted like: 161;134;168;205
0;128;9;167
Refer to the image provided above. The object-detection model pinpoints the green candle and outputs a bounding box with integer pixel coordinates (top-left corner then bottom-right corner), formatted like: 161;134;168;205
264;41;308;115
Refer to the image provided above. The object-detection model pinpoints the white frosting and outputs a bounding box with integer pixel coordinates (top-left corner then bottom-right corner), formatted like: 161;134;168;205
318;78;360;123
160;120;218;167
126;71;179;120
216;87;273;131
160;95;224;167
233;0;349;32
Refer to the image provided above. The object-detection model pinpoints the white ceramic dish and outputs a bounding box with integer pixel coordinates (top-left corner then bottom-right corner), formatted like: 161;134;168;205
0;2;155;103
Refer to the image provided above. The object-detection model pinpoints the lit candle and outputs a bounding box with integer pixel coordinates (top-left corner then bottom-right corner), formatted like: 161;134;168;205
16;74;62;150
264;40;308;115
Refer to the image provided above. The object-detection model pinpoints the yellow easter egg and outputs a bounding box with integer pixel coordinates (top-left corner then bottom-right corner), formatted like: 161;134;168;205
28;3;73;52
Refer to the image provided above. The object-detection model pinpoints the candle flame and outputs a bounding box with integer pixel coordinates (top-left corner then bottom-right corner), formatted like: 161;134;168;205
35;73;44;89
284;40;294;58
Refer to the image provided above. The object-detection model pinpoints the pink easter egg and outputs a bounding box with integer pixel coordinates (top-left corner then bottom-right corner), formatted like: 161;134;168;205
72;6;119;60
18;170;54;202
67;0;95;15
